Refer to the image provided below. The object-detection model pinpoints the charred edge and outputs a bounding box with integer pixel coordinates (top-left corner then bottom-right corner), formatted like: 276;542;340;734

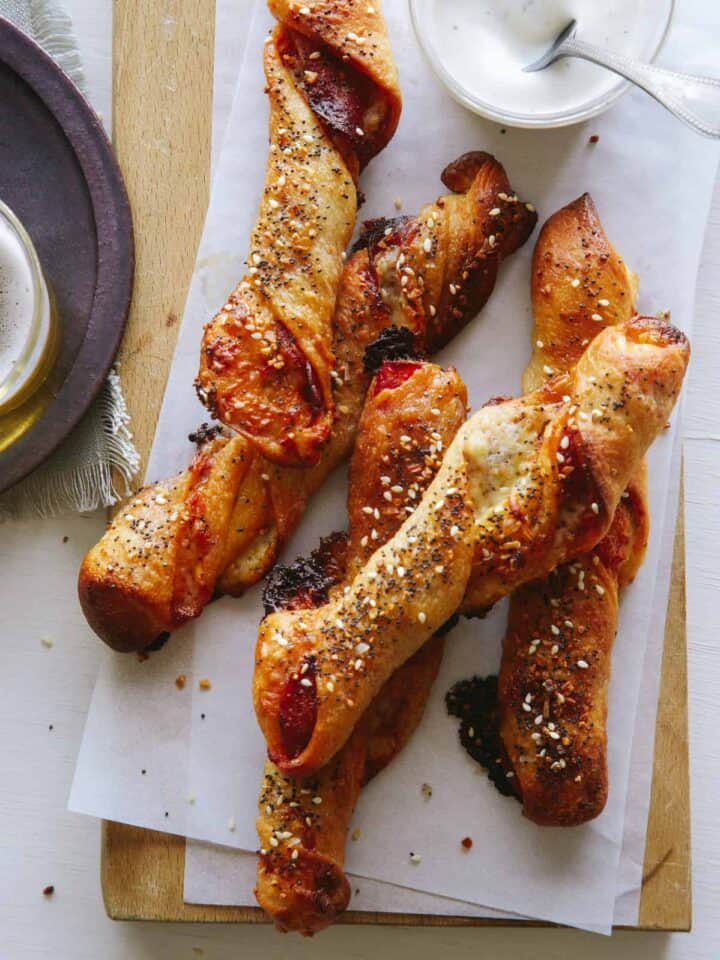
188;422;225;446
194;379;218;419
435;612;460;638
144;631;171;653
363;326;423;374
262;533;348;615
351;216;410;255
446;675;521;800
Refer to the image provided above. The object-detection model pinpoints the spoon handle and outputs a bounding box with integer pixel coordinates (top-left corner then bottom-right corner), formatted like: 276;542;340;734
559;37;720;138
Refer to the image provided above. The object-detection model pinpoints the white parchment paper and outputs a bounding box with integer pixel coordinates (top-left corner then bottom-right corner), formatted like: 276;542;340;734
70;0;718;934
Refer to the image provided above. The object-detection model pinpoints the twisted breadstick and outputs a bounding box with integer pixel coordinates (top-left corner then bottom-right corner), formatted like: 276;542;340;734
195;1;401;467
79;153;536;652
497;195;652;825
254;316;689;777
255;360;465;934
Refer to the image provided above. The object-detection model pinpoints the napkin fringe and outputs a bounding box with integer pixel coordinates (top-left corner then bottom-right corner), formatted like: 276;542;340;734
0;368;140;522
28;0;87;94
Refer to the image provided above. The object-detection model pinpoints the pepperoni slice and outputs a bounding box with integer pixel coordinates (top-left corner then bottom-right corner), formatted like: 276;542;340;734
371;360;422;396
278;657;318;760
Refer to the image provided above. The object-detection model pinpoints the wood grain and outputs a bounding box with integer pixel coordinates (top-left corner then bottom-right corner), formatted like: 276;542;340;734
111;0;215;474
103;0;690;932
639;495;691;931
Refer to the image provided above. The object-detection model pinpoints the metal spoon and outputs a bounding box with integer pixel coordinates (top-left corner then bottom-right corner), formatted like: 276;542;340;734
524;19;720;138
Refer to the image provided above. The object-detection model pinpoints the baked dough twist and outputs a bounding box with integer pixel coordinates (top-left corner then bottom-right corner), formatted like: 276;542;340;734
195;1;402;466
79;153;536;652
497;194;652;825
254;316;689;777
255;360;465;934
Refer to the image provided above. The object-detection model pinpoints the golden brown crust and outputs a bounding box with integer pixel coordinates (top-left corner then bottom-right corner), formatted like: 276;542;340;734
499;555;617;826
78;435;250;653
524;193;637;393
498;195;652;825
255;361;464;934
79;154;536;652
196;2;402;467
254;316;689;778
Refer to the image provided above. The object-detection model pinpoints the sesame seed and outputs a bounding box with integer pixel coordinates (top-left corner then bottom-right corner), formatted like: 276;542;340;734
543;365;554;375
591;313;602;321
591;502;600;515
598;298;610;306
536;339;544;348
534;715;544;725
418;612;427;624
488;234;496;248
570;278;581;288
551;644;559;655
595;583;606;596
550;624;560;636
522;702;531;712
423;237;432;253
526;202;536;212
409;853;422;864
577;659;590;669
560;435;570;450
450;524;460;537
429;304;437;317
489;207;501;216
311;796;323;805
269;836;279;847
355;127;365;137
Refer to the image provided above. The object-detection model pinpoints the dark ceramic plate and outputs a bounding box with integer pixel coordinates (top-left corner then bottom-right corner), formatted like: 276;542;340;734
0;17;133;494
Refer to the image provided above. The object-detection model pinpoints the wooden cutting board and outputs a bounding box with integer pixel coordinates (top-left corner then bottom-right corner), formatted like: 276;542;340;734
102;0;691;931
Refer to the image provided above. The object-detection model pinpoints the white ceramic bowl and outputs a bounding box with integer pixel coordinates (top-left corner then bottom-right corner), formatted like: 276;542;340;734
409;0;675;130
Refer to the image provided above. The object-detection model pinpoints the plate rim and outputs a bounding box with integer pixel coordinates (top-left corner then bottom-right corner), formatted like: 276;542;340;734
0;16;134;496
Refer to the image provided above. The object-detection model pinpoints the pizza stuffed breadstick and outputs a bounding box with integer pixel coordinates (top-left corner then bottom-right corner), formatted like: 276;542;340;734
196;0;402;467
497;194;652;826
79;152;536;652
254;315;689;777
255;359;465;935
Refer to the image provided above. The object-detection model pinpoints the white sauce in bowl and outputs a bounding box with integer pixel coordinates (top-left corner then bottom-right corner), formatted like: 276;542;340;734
417;0;673;124
0;202;54;414
0;211;34;386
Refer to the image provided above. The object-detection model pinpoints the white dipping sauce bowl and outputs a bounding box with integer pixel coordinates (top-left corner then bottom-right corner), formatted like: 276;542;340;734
410;0;675;129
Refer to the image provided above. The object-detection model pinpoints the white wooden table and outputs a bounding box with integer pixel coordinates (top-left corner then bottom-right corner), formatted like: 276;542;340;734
0;3;718;957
